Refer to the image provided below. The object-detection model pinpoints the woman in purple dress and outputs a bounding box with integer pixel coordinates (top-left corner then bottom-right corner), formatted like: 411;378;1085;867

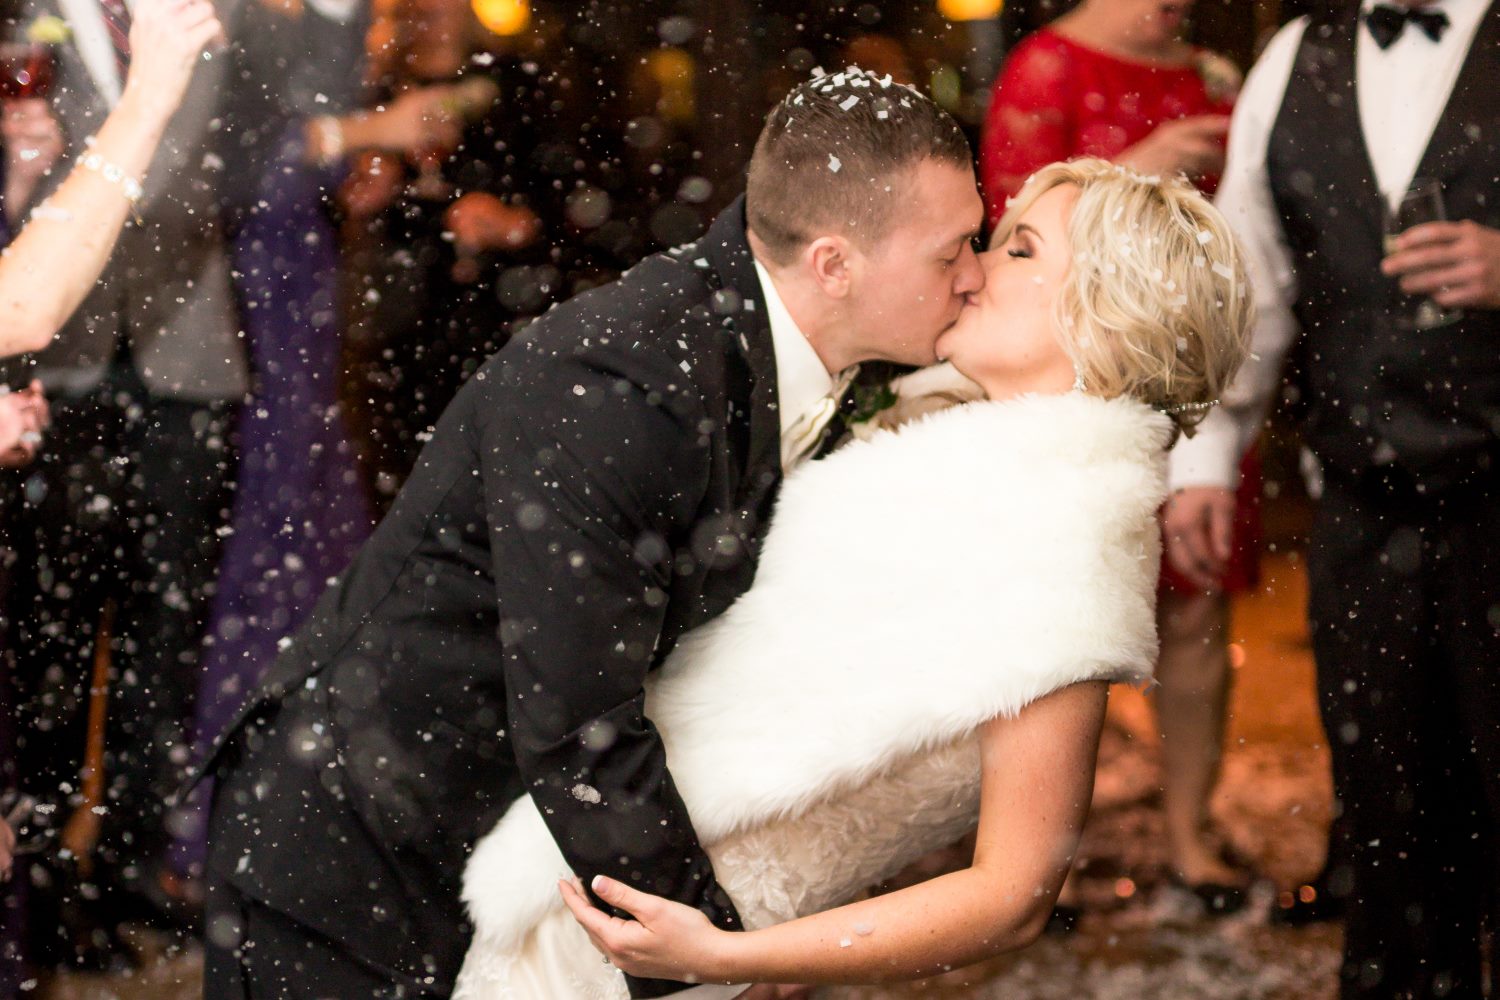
170;0;459;880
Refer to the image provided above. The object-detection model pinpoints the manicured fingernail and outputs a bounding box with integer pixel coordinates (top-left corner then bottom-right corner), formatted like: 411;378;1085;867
592;874;610;893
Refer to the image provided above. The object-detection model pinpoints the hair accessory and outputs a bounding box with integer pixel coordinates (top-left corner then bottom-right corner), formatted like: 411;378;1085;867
1158;398;1221;416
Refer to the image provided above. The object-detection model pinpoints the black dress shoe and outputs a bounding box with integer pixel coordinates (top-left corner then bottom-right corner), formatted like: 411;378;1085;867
1271;882;1344;927
1168;875;1248;916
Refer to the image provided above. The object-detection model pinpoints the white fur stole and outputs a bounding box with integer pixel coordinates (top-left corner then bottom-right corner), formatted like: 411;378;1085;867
463;391;1171;955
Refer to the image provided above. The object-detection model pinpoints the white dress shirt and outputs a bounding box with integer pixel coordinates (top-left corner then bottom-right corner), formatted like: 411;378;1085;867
754;261;855;472
1169;0;1493;490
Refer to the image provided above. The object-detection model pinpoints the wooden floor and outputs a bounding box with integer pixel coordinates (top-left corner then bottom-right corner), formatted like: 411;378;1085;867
40;553;1340;1000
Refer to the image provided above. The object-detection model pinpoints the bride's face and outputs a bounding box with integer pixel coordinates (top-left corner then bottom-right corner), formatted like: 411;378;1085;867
934;184;1080;400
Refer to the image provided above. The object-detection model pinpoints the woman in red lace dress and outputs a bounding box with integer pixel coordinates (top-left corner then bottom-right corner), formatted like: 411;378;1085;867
981;0;1260;917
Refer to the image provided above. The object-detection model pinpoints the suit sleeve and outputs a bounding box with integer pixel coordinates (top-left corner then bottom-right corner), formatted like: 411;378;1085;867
475;342;744;998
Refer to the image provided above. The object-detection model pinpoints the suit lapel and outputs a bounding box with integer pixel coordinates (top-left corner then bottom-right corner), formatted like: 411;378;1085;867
699;196;782;505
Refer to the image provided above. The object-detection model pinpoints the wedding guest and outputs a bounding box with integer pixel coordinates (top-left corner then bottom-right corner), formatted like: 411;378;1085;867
0;0;222;972
0;0;362;964
980;0;1257;915
1167;0;1500;994
342;0;625;503
171;0;467;885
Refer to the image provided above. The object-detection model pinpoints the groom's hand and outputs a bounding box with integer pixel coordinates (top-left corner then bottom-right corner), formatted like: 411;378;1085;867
1163;486;1236;591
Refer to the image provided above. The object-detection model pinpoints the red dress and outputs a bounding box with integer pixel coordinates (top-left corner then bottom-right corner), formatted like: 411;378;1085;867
979;29;1237;226
979;29;1258;595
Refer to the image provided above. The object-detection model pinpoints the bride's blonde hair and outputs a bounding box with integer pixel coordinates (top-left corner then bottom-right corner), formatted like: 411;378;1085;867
992;158;1254;437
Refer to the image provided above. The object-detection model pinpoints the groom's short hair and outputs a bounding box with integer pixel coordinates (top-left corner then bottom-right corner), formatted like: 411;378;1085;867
747;68;972;265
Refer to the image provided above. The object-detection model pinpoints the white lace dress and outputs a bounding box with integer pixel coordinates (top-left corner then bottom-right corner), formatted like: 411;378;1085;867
453;738;981;999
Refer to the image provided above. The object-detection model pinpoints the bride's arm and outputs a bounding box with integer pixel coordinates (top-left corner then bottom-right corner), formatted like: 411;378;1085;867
561;680;1108;986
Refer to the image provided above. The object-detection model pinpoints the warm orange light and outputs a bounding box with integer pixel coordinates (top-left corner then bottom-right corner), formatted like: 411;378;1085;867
472;0;529;35
647;48;696;126
938;0;1002;20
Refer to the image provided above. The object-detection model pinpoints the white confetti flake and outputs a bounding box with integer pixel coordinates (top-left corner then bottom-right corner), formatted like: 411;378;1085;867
570;783;603;805
840;95;859;111
1212;262;1235;280
1197;229;1214;245
839;938;853;949
828;154;842;173
853;922;876;936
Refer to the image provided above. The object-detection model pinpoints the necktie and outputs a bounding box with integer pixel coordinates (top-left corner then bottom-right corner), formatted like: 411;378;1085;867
98;0;132;83
1365;3;1450;48
782;366;859;471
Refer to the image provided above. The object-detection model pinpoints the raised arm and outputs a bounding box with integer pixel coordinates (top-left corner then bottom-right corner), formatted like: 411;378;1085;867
477;343;744;997
564;679;1109;987
0;0;222;358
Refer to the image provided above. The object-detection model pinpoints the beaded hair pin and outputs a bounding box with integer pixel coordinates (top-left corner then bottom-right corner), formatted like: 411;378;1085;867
1158;398;1221;415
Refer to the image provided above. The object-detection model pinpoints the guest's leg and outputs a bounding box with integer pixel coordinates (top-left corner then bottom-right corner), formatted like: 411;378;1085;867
1308;488;1482;999
5;388;129;961
101;391;236;897
1432;488;1500;996
1154;588;1239;886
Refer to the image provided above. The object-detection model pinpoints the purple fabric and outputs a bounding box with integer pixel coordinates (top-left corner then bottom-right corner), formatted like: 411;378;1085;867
170;123;372;874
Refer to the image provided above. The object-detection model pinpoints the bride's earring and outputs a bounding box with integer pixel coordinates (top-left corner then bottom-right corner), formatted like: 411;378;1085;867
1072;368;1087;394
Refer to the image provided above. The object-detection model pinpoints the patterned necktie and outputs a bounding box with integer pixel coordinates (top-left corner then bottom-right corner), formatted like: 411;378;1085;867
97;0;132;83
782;366;859;472
1365;4;1450;48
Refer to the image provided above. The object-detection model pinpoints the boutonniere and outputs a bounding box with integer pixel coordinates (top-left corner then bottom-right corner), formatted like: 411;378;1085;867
1192;51;1242;106
845;380;898;442
26;14;72;44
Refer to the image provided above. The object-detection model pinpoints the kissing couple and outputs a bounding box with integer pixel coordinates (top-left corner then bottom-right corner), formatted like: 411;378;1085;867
197;67;1252;999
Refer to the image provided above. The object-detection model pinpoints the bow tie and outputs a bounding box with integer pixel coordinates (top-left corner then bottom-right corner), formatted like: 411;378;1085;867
1365;3;1451;48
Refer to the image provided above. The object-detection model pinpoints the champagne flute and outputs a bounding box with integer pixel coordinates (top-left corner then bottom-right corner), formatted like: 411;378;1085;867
0;37;56;100
1382;177;1463;330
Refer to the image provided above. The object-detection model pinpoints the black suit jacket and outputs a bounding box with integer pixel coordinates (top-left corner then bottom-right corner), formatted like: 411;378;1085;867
205;197;783;996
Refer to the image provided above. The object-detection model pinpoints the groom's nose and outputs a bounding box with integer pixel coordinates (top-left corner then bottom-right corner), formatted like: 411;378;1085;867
952;243;985;297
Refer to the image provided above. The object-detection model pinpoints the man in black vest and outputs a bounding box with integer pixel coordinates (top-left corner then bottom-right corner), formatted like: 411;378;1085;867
197;70;986;999
1166;1;1500;996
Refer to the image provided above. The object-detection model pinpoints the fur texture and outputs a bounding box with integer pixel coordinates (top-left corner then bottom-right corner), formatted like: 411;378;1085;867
463;392;1171;953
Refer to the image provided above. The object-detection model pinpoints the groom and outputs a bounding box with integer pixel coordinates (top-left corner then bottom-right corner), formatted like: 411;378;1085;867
200;68;984;999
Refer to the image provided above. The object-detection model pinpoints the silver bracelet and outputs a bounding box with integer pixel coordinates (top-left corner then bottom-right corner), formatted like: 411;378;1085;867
77;147;145;215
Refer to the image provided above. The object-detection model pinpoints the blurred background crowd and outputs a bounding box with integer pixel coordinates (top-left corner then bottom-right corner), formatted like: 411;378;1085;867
0;0;1485;997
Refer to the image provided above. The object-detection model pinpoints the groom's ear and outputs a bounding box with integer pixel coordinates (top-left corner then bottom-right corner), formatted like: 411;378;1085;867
804;236;856;300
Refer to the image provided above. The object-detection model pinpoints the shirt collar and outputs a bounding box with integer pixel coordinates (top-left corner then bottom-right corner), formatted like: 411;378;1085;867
754;260;837;440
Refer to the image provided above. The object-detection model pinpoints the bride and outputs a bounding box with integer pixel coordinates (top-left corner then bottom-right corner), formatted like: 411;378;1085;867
456;157;1253;996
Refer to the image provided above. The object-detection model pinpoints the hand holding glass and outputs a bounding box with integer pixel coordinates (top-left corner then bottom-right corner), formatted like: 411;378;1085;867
1383;178;1464;330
